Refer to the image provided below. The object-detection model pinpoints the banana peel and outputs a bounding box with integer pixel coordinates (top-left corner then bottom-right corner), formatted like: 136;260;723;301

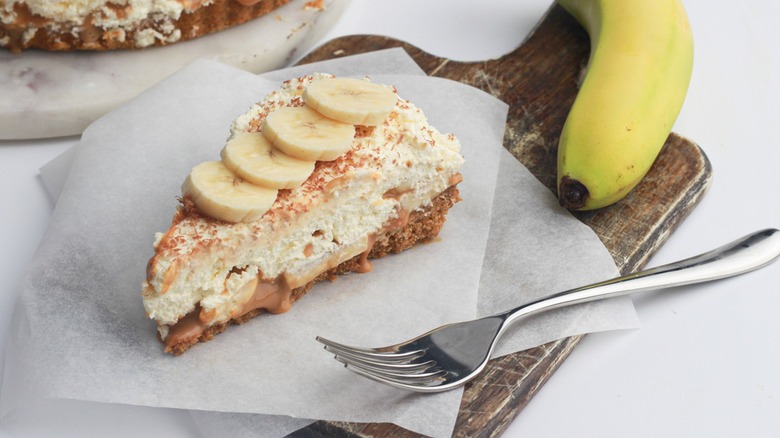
556;0;694;210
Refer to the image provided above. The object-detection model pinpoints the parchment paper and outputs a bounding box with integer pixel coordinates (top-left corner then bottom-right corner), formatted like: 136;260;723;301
2;49;639;438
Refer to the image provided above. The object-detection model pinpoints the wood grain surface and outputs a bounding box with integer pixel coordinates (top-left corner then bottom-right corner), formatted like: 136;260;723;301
290;4;713;437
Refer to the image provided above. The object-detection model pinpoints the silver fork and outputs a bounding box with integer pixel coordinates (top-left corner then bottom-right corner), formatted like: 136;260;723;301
316;228;780;393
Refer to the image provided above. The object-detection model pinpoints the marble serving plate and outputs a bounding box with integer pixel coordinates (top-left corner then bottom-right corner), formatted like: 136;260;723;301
0;0;348;140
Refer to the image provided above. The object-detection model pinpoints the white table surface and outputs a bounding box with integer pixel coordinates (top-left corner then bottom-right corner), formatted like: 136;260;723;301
1;1;778;436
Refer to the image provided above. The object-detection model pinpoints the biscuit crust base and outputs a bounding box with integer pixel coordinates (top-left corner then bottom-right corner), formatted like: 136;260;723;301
1;0;291;52
164;185;461;355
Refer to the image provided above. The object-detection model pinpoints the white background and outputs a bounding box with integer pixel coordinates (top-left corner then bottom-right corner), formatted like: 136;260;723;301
1;0;779;436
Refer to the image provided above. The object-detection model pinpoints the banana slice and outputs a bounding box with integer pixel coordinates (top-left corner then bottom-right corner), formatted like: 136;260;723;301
303;77;397;126
221;132;315;190
262;106;355;161
182;161;278;223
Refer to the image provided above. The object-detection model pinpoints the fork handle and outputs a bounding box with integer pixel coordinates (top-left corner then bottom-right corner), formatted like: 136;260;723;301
502;228;780;327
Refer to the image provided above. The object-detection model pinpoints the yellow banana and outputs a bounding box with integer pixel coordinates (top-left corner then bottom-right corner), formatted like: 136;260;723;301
556;0;694;210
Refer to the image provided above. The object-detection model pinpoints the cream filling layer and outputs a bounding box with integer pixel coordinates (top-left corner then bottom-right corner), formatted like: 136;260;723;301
153;171;456;343
2;1;205;25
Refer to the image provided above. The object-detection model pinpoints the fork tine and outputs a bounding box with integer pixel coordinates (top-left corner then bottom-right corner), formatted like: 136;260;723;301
317;336;394;355
342;364;425;390
323;344;426;365
332;352;439;374
340;358;448;385
317;336;425;362
316;336;391;354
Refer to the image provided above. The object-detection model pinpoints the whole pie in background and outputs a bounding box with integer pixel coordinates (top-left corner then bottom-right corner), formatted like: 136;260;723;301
0;0;297;52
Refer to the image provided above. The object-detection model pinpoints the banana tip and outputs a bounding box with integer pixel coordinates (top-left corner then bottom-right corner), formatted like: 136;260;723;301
559;176;589;210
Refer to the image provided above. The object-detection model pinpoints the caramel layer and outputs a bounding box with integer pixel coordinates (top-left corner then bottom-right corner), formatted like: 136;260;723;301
165;276;293;351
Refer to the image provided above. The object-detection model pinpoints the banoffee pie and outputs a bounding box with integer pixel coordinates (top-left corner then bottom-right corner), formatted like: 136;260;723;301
142;74;464;355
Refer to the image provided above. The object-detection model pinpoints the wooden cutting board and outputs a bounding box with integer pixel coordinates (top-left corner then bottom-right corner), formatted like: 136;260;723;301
291;4;712;437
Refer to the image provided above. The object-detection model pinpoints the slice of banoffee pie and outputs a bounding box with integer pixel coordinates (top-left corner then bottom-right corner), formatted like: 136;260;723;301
142;74;464;355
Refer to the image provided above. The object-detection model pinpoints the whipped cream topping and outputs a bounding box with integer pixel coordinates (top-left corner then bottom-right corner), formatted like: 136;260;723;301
1;0;206;23
0;0;216;47
142;74;464;335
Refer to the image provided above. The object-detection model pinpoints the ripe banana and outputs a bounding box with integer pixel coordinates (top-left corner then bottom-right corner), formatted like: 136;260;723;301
221;132;315;190
182;161;278;223
262;106;356;161
303;77;397;126
556;0;694;210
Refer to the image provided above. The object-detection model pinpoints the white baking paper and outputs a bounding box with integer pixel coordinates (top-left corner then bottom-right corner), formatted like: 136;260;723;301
2;49;639;438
